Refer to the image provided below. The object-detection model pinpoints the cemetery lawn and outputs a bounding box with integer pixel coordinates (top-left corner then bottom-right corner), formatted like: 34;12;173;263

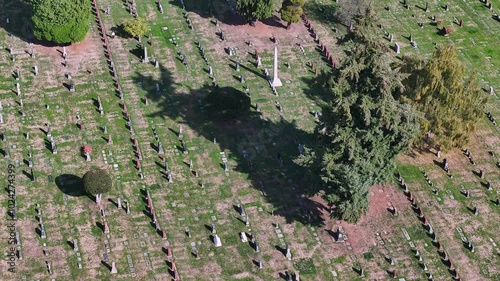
0;0;498;280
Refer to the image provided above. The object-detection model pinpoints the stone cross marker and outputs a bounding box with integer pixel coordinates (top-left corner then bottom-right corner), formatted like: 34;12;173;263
271;45;282;87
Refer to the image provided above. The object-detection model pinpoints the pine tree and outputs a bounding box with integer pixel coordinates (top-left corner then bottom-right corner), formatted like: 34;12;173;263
296;17;421;223
400;45;487;150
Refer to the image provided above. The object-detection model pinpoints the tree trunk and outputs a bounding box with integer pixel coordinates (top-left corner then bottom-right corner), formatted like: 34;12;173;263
286;22;292;30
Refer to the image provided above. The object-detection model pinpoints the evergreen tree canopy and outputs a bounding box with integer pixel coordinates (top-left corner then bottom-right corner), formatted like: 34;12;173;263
400;45;487;150
281;0;305;28
236;0;274;23
31;0;91;44
82;169;112;195
122;18;148;38
297;18;421;223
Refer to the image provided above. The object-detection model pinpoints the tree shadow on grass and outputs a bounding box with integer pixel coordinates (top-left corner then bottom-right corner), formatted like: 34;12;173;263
55;174;85;197
0;0;75;47
303;1;342;27
133;64;326;227
168;0;285;27
0;0;35;43
168;0;247;26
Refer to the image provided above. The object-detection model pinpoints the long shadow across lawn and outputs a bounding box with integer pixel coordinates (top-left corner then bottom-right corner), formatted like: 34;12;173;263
134;64;327;227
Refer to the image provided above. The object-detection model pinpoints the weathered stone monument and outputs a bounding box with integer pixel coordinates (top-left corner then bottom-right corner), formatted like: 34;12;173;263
270;46;282;87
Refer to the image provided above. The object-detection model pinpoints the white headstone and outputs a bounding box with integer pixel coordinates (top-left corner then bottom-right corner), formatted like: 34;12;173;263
213;235;222;247
240;232;248;242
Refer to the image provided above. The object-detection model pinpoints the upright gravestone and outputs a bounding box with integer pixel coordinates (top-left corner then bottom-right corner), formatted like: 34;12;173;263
213;234;222;247
143;47;149;63
110;262;117;273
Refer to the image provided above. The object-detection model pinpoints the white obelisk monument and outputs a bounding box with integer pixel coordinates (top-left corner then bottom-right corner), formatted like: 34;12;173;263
270;45;282;87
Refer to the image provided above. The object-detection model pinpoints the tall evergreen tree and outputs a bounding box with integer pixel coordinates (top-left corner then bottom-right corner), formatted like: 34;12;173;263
297;14;421;223
400;45;487;150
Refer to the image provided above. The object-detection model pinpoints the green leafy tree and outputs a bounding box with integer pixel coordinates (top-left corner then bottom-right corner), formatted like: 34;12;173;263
83;169;112;203
297;18;421;223
400;45;487;150
122;18;148;38
31;0;90;44
281;0;305;29
236;0;274;24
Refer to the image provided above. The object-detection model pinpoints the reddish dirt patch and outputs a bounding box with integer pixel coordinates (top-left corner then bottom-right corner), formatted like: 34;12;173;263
341;185;410;254
313;184;410;255
32;34;97;59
